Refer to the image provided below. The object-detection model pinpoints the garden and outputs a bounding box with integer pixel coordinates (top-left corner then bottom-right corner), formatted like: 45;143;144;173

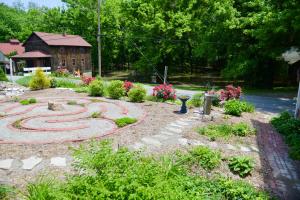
0;69;299;199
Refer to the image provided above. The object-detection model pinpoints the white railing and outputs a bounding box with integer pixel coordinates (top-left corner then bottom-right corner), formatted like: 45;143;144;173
23;67;51;76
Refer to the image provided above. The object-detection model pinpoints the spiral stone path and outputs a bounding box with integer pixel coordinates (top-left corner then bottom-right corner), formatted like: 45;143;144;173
0;97;145;144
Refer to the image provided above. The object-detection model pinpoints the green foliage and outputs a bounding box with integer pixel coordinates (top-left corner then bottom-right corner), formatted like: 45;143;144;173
67;100;77;105
0;67;8;82
29;68;50;90
0;184;14;199
16;76;32;87
55;79;77;88
228;156;254;178
88;79;104;97
187;93;204;107
49;78;57;88
74;86;89;93
24;140;269;199
188;146;221;170
107;80;125;99
28;98;37;104
224;100;255;116
128;85;147;102
91;112;101;118
197;123;255;140
114;117;137;127
271;112;300;160
19;98;37;105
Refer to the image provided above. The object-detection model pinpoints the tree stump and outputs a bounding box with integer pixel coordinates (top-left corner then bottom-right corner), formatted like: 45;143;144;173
48;101;64;111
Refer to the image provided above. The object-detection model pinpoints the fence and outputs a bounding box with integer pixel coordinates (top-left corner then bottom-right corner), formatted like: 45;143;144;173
23;67;51;76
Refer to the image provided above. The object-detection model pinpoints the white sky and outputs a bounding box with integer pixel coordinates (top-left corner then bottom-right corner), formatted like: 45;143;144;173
0;0;64;8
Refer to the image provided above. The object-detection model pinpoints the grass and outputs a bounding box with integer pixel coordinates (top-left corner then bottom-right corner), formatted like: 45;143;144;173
0;184;14;199
197;122;255;141
114;117;137;127
16;76;32;87
23;140;269;199
19;98;37;105
12;119;22;129
90;111;101;118
67;100;77;105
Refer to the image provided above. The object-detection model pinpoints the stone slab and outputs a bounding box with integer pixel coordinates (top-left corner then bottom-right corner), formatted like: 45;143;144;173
50;157;67;167
240;146;251;152
22;156;42;170
178;138;188;145
141;137;162;146
165;127;182;134
0;159;13;170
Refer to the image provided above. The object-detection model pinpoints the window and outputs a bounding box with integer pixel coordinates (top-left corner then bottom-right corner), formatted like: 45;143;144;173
81;58;85;66
61;59;66;66
80;47;85;53
72;58;76;66
60;47;65;53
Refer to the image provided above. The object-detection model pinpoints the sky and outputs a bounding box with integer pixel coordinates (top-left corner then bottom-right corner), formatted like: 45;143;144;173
0;0;64;8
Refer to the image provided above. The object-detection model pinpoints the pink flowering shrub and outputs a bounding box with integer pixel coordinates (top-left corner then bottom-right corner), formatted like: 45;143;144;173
219;85;242;101
153;84;176;100
123;80;134;94
54;67;69;77
81;76;95;85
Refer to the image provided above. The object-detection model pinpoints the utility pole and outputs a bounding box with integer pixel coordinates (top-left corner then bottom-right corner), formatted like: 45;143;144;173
97;0;102;77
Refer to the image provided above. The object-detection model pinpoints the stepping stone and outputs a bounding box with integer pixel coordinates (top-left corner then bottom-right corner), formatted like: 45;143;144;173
226;144;237;150
240;146;251;152
188;140;204;146
250;146;259;152
208;142;218;148
170;123;183;128
176;121;189;126
165;127;182;134
178;138;188;145
160;131;175;136
50;157;67;167
153;134;169;140
141;137;162;146
0;159;13;170
130;142;145;150
22;156;42;170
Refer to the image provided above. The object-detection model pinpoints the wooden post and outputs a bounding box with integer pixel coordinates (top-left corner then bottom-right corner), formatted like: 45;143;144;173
163;66;168;84
203;93;213;115
9;58;13;82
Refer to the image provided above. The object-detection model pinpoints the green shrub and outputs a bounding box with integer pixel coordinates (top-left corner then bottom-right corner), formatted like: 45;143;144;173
24;140;269;199
50;78;57;88
271;112;300;160
197;122;255;140
228;156;254;178
188;93;204;107
91;112;101;118
88;79;104;97
56;79;77;88
107;80;125;99
29;68;50;90
114;117;137;127
0;67;8;81
28;98;37;104
128;85;147;102
19;99;30;105
224;100;255;116
188;146;221;170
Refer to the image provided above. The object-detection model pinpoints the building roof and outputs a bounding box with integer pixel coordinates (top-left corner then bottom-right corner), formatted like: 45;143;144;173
23;32;92;47
0;40;25;55
12;50;52;58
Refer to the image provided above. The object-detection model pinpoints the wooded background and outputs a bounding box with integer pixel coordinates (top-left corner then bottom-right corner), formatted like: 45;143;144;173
1;0;299;87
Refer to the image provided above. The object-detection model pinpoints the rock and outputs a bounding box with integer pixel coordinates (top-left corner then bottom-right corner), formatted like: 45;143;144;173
0;159;14;170
48;101;64;111
22;156;42;170
50;157;67;167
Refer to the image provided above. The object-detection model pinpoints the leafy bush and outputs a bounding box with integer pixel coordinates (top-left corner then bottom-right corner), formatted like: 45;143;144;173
188;93;204;107
28;98;37;104
25;140;269;199
0;67;8;81
188;146;221;170
128;85;147;102
91;112;101;118
29;68;50;90
153;84;176;100
224;100;255;116
107;80;125;99
49;78;57;88
220;85;241;101
56;79;78;88
114;117;137;127
88;79;104;97
81;75;95;85
228;156;254;178
20;98;37;105
197;123;255;140
271;112;300;160
123;80;133;94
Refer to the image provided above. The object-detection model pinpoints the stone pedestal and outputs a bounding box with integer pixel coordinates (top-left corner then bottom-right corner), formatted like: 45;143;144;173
48;101;64;111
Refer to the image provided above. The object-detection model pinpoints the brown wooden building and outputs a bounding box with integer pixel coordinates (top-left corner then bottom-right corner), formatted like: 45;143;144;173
12;32;92;73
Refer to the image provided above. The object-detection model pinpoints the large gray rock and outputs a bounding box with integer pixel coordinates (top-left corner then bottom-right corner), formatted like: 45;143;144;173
48;101;64;111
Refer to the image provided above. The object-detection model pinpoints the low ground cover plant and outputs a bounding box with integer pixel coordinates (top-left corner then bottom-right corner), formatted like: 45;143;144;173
19;98;37;105
67;100;77;105
107;80;125;99
114;117;137;127
88;79;104;97
187;93;204;107
29;68;50;90
0;184;14;199
128;84;147;102
91;111;101;118
24;141;269;199
197;122;255;140
271;112;300;160
0;67;8;81
55;79;78;88
187;146;221;170
228;156;254;178
224;100;255;116
153;84;176;101
16;76;32;87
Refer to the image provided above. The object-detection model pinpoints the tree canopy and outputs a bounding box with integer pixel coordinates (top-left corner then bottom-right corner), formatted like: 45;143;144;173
0;0;299;87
